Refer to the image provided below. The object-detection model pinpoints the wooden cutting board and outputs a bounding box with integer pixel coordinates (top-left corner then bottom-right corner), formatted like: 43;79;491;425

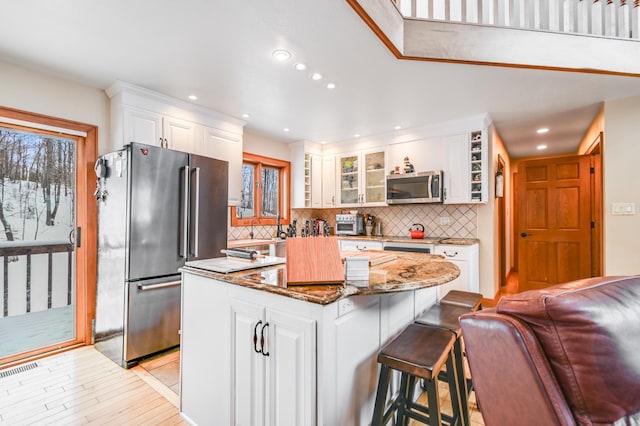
340;251;397;266
286;237;345;285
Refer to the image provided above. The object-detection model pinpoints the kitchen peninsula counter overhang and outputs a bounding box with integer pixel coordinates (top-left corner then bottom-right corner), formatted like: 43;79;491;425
180;251;460;305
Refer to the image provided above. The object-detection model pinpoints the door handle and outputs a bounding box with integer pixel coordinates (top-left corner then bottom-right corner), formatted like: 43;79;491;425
137;280;181;291
181;165;190;258
520;232;529;237
191;167;200;257
253;321;263;354
260;322;269;357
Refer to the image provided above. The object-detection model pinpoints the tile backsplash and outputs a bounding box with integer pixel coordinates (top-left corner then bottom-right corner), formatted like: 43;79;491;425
228;204;477;240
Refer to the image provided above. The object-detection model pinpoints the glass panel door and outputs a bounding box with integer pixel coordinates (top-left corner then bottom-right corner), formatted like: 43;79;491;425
0;127;76;358
364;151;385;203
339;154;359;205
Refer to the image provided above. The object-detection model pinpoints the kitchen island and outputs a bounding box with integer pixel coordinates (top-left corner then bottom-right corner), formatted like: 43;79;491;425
179;252;459;426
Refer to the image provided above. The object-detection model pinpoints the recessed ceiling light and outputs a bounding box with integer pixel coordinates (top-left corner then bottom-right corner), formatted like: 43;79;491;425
537;144;548;150
394;125;402;130
283;128;290;132
272;49;291;61
320;141;326;144
537;127;549;134
354;133;361;138
241;113;250;119
294;63;307;71
326;83;336;89
311;73;323;81
188;95;197;101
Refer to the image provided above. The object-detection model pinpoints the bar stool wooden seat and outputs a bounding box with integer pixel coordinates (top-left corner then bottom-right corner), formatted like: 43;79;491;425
415;303;474;426
439;290;483;311
371;323;464;426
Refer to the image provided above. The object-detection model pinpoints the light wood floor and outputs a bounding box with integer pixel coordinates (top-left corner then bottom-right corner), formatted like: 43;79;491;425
1;345;484;425
0;346;187;425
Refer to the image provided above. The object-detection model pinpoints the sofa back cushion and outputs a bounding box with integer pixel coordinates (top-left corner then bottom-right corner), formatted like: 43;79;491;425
497;276;640;425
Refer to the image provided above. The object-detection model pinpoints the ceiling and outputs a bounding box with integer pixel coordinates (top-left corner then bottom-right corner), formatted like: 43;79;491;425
1;0;640;158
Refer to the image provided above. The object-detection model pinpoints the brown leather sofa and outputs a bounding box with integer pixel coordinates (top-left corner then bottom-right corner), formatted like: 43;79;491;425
459;276;640;426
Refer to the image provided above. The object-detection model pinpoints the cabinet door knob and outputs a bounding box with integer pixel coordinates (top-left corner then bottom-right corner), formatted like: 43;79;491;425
520;232;529;238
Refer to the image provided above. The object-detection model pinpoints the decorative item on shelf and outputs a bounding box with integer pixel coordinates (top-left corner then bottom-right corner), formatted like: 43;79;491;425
473;173;481;182
403;157;415;173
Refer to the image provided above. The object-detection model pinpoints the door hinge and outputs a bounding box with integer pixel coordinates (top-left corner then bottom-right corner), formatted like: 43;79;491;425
590;167;595;174
76;226;82;248
591;221;595;229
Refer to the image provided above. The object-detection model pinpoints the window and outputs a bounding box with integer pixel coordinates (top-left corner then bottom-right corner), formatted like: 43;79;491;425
231;153;290;226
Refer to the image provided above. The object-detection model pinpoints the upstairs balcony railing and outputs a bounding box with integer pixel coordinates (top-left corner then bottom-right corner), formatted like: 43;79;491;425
395;0;640;40
1;241;73;318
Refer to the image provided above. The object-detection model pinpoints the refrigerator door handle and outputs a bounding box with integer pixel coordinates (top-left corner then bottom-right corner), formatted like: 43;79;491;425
137;280;181;291
181;165;190;258
192;167;200;257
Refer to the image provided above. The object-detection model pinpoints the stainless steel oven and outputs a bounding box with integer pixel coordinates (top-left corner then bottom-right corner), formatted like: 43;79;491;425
335;214;365;236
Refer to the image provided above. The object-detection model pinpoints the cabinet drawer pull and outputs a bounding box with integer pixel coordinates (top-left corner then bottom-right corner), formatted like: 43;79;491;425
253;321;263;354
260;322;269;357
443;251;458;258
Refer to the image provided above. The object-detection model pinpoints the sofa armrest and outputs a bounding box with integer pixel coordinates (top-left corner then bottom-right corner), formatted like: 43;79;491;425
460;310;576;426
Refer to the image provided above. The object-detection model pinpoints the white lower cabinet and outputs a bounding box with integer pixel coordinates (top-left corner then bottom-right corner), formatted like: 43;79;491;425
339;239;383;251
434;243;480;299
230;299;316;426
180;271;440;426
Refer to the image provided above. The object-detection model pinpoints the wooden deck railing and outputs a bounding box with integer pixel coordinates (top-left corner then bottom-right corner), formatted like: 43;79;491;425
1;241;73;317
395;0;640;40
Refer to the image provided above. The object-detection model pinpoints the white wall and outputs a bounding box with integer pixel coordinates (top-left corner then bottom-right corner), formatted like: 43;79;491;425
603;96;640;275
0;60;110;153
243;130;291;161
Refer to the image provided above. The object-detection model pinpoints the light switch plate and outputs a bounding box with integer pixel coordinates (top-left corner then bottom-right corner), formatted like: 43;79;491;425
612;202;636;215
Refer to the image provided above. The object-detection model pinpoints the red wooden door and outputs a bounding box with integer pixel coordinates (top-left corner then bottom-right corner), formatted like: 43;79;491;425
517;155;592;291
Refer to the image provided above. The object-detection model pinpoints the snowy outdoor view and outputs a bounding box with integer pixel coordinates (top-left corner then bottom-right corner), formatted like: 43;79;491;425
0;126;76;321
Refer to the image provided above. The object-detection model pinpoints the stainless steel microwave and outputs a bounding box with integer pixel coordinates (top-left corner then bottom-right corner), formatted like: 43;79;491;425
386;171;444;204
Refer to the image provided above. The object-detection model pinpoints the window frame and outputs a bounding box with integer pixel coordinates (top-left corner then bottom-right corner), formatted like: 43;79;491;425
231;152;290;227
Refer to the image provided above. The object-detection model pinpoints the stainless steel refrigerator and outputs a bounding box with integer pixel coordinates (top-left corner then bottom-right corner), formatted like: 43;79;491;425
94;142;228;367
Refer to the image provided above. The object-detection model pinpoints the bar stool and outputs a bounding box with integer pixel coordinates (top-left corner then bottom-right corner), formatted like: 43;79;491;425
371;323;464;426
439;290;483;311
415;303;474;426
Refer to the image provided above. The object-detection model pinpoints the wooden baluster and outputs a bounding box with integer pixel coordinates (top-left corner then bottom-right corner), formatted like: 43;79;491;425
48;249;53;309
26;253;31;313
3;254;8;317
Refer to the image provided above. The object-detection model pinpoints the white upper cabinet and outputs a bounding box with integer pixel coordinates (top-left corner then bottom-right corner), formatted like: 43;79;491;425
198;126;243;206
443;133;470;204
107;81;245;206
163;115;197;152
337;149;386;207
123;106;163;147
121;106;196;152
322;156;336;208
290;141;323;209
443;131;487;204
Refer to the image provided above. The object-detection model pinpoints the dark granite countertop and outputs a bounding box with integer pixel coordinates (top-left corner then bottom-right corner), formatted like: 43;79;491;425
339;235;480;245
181;251;460;305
